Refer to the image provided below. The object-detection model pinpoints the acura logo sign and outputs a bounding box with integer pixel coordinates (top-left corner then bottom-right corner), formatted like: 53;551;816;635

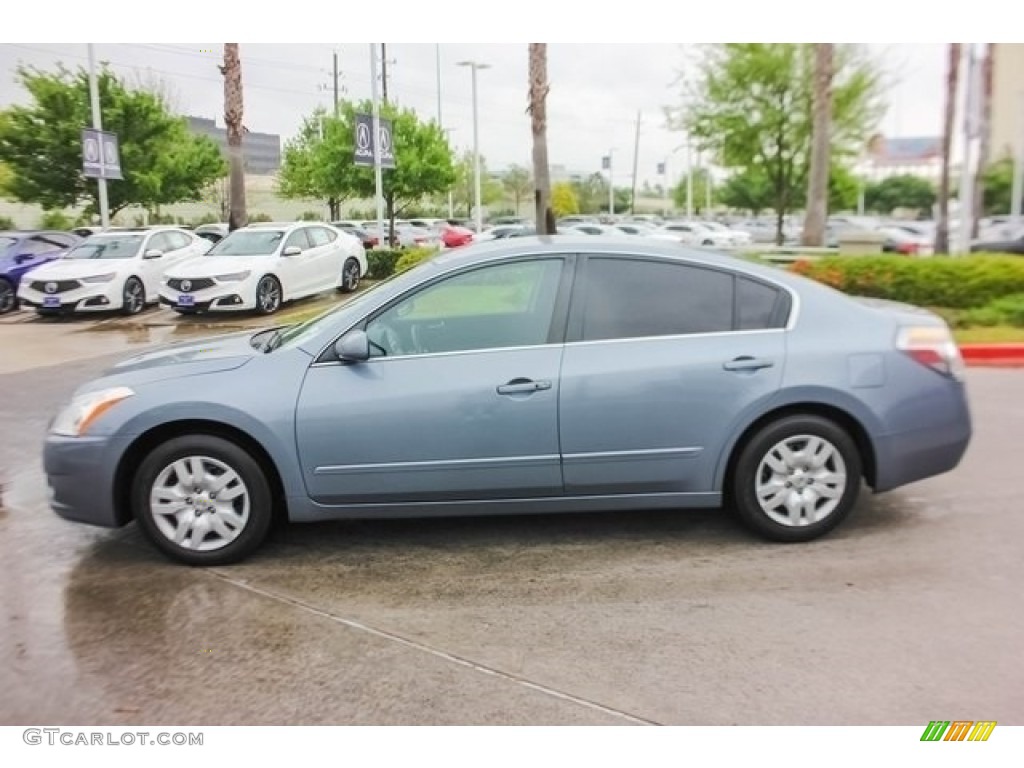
180;280;192;292
45;282;57;294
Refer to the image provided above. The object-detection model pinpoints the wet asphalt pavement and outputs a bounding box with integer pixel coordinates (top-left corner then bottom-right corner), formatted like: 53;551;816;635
1;317;1023;725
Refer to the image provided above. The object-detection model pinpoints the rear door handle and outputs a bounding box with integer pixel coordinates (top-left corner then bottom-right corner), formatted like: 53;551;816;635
723;356;775;372
497;378;552;395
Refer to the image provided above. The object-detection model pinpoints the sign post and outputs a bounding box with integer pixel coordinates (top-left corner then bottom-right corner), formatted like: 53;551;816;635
86;44;117;228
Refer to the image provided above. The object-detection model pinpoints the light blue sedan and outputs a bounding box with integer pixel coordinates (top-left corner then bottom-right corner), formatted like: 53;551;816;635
44;237;972;565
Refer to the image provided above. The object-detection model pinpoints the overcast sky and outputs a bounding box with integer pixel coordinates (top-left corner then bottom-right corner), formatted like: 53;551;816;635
0;43;948;186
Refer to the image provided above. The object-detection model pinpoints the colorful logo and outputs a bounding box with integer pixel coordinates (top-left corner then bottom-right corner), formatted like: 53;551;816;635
920;721;996;741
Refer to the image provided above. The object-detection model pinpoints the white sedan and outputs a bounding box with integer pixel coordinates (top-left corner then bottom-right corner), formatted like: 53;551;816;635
18;227;210;315
159;222;366;315
649;221;737;247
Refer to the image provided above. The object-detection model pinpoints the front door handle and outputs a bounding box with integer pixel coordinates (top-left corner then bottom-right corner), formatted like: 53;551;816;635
723;356;775;372
497;378;552;395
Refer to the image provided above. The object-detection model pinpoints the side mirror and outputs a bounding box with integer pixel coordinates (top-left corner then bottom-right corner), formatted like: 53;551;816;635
282;245;302;256
334;330;370;362
143;249;163;259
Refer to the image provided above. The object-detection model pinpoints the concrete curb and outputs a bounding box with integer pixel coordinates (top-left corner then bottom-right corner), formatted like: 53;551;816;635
960;344;1024;368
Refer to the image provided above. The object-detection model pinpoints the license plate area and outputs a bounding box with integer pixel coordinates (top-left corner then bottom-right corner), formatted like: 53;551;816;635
177;294;195;307
43;296;60;308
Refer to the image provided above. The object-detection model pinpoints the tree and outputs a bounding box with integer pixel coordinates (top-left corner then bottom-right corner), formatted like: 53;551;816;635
222;44;246;231
502;165;532;216
863;174;936;214
716;167;774;214
670;44;885;243
672;169;714;215
276;100;455;234
551;181;579;217
802;44;834;246
936;44;961;255
981;158;1013;215
451;151;503;218
0;64;225;218
528;44;554;235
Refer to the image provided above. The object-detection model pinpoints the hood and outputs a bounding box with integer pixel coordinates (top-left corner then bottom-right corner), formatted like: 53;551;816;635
74;330;266;395
28;258;133;280
165;254;277;278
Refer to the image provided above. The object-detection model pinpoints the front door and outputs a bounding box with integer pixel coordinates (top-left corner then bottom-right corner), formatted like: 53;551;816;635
295;257;570;506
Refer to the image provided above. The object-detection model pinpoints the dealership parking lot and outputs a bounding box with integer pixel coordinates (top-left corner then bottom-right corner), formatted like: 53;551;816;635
1;320;1022;725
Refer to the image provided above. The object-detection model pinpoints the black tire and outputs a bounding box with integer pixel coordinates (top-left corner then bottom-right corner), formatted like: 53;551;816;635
0;277;16;314
730;414;862;542
338;257;361;293
255;275;282;315
131;435;274;566
121;276;145;316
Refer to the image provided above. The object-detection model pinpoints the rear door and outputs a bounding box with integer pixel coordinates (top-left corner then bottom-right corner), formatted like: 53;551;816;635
558;255;789;496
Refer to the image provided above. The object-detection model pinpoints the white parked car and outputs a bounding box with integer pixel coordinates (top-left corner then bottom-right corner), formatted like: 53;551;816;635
159;222;366;315
700;221;754;246
18;227;210;316
651;221;736;247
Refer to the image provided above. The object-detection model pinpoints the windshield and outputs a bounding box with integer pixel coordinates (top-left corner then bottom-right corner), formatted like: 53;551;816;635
207;230;285;256
66;235;143;259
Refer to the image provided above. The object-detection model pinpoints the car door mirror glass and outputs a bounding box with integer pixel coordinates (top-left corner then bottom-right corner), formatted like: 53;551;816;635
334;330;370;362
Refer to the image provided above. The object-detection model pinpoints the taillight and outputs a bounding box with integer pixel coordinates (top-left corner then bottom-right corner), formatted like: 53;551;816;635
897;325;965;381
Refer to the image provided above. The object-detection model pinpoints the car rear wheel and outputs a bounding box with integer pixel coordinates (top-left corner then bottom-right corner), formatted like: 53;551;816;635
339;257;361;293
121;277;145;315
0;278;16;314
731;414;861;542
255;275;282;314
132;435;273;566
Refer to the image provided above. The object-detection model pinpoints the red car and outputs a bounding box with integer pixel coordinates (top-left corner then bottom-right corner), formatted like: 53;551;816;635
438;224;474;248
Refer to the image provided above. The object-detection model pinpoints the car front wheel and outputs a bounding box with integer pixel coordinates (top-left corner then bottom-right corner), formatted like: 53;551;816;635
339;257;361;293
132;435;274;566
731;414;862;542
255;275;282;314
121;276;145;315
0;277;16;314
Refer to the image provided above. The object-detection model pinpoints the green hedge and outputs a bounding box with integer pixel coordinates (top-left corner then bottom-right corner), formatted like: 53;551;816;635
366;249;403;279
788;254;1024;309
394;247;437;274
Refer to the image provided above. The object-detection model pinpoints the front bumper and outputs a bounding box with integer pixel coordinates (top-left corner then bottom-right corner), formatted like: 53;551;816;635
159;281;253;312
44;433;130;528
19;282;122;313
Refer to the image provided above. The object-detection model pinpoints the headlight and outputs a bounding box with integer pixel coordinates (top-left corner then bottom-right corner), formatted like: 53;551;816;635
81;273;116;283
51;387;135;437
215;271;251;282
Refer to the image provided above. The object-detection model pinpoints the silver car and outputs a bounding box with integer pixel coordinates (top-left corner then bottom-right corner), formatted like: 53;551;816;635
44;237;971;565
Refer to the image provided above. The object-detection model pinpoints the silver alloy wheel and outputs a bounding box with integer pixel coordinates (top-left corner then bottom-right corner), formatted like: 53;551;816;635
342;259;360;291
754;434;848;527
257;277;281;312
0;279;14;313
149;455;250;551
123;278;144;313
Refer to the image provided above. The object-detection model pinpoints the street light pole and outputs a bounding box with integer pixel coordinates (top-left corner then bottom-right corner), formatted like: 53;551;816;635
457;60;490;233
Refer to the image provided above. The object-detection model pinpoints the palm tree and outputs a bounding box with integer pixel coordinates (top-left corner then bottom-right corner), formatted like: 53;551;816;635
971;44;994;237
936;44;962;255
222;44;247;231
802;44;834;247
528;44;553;234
